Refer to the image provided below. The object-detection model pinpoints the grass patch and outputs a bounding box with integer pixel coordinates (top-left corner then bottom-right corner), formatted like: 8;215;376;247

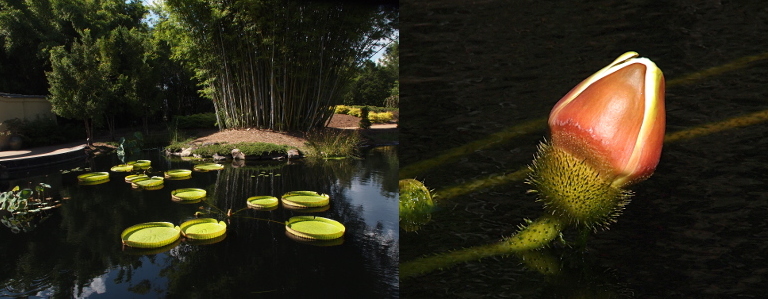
192;142;292;157
166;138;196;152
303;129;361;159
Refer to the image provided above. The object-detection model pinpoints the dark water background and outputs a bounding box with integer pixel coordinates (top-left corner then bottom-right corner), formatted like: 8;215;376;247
400;1;768;298
1;146;398;298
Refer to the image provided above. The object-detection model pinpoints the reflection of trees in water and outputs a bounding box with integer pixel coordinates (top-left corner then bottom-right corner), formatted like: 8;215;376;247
0;147;398;297
158;147;399;297
0;171;186;297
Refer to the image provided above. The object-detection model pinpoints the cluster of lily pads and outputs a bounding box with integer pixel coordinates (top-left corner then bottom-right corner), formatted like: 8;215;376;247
247;191;345;243
247;190;331;212
121;218;228;249
78;159;347;249
76;160;225;192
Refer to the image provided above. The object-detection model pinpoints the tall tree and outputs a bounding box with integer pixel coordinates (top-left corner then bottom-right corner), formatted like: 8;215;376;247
160;0;398;131
344;60;393;106
46;30;108;145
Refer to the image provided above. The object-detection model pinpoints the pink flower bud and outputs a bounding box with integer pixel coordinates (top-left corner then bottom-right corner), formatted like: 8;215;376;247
548;52;665;187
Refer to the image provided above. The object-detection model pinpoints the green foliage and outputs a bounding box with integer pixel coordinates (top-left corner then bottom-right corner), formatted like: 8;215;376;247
1;117;81;147
159;0;398;131
344;60;395;107
359;106;372;129
333;105;396;123
303;129;361;159
334;105;351;115
191;142;292;157
0;183;52;214
173;113;218;129
368;111;394;123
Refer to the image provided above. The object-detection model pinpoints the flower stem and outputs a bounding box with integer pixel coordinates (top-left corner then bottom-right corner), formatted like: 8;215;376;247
400;215;564;279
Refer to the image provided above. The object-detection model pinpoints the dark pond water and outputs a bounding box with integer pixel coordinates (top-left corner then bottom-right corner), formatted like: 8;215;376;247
401;0;768;298
0;146;398;298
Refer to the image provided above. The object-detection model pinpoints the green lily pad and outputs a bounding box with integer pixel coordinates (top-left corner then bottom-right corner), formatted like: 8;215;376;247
121;222;181;248
110;164;134;172
246;195;279;209
193;163;224;172
125;174;149;183
128;160;152;170
165;169;192;179
132;176;164;190
180;218;227;240
77;172;109;183
281;192;330;208
285;216;345;240
172;188;206;202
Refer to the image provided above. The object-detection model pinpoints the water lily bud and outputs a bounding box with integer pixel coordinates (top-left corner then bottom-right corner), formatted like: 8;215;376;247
548;51;665;187
527;52;665;229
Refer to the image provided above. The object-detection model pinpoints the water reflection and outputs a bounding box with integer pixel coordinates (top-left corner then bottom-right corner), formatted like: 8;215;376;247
0;146;398;298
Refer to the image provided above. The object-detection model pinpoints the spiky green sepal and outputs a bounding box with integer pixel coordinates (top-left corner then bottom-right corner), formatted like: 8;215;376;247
504;215;565;251
526;141;633;231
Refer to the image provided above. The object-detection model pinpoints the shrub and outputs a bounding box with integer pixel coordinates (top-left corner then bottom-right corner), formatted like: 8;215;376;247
174;113;218;129
368;111;394;123
2;117;81;148
192;142;292;157
359;107;372;129
347;107;362;117
334;105;351;114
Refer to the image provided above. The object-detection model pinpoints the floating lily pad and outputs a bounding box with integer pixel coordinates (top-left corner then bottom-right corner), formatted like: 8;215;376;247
285;216;345;240
193;163;224;172
128;160;152;170
246;195;279;209
180;218;227;240
283;191;321;197
125;174;149;183
121;222;181;248
281;192;329;208
77;172;109;183
110;164;134;172
284;230;344;246
172;188;206;202
132;176;164;190
165;169;192;179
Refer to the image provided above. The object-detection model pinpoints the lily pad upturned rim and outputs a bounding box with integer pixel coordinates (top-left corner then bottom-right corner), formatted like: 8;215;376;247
172;188;207;201
282;191;320;197
193;163;224;172
125;174;149;183
133;176;164;187
180;218;227;240
285;216;345;240
281;193;330;208
128;160;152;168
246;195;279;209
110;164;134;172
121;222;181;248
165;169;192;178
77;172;110;182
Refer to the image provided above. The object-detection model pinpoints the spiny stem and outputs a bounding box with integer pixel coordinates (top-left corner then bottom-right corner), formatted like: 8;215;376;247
400;215;564;279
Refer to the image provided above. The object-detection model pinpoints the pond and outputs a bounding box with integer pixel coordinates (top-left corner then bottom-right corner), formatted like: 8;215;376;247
0;146;398;298
400;0;768;298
